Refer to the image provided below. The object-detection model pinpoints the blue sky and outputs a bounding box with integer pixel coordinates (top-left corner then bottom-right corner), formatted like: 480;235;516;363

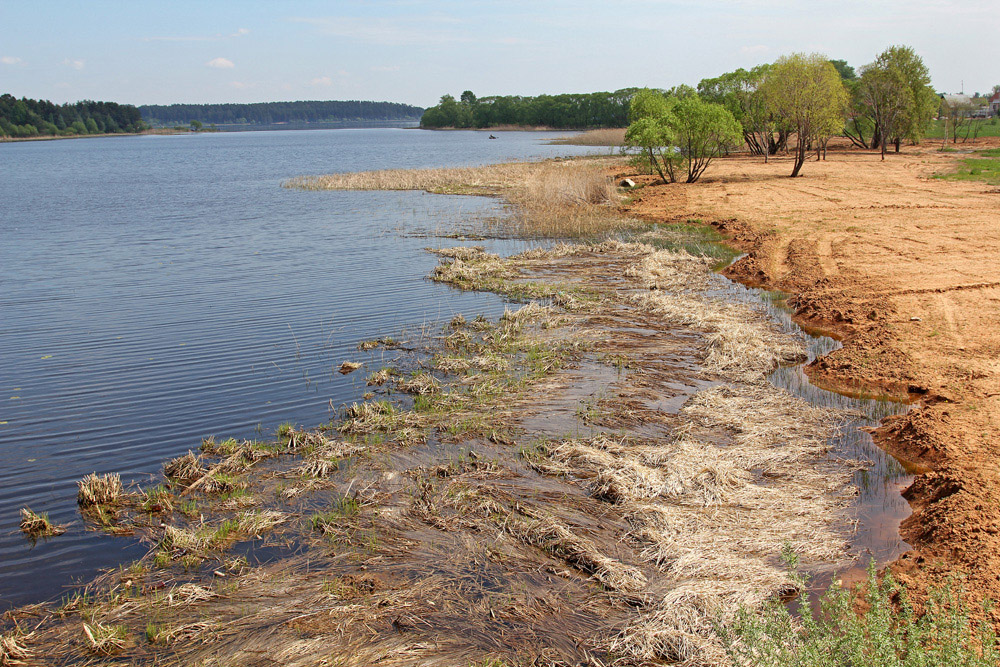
1;1;997;107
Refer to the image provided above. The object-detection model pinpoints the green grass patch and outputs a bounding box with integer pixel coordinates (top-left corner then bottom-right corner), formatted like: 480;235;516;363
934;156;1000;184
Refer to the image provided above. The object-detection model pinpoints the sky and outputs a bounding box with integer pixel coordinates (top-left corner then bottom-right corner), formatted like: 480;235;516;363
1;0;998;108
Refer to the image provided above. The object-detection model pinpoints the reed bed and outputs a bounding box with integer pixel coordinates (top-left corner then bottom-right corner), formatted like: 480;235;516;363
548;128;627;146
285;159;640;239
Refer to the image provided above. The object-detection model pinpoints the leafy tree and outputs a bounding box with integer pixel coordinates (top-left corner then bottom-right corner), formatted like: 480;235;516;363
421;89;636;129
762;53;847;177
141;100;423;127
189;119;203;132
829;59;857;81
858;63;908;160
845;46;934;153
0;94;145;138
873;46;936;152
698;64;780;158
624;89;677;183
625;90;742;184
671;95;743;182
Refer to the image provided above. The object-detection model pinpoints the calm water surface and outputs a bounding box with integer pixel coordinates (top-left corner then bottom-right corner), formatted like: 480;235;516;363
0;129;599;607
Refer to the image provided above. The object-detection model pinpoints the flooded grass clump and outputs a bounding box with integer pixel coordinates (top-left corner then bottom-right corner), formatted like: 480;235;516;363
77;472;124;508
19;507;66;538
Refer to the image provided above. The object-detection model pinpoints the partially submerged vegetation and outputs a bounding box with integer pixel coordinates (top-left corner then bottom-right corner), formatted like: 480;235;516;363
6;225;957;665
285;158;641;238
18;507;66;538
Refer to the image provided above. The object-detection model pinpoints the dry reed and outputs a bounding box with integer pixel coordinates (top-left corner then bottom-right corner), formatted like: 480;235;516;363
163;451;205;484
0;632;32;665
549;128;627;146
19;508;66;537
77;473;124;507
284;160;639;239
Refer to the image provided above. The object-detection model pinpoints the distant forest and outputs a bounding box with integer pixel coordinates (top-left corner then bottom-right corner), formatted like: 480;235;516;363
0;94;145;138
419;90;638;129
140;100;425;126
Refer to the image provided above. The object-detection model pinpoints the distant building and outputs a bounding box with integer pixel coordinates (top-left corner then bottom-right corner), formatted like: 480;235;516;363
990;91;1000;116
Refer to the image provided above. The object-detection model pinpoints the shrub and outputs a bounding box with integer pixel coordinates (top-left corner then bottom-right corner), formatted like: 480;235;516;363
720;560;1000;666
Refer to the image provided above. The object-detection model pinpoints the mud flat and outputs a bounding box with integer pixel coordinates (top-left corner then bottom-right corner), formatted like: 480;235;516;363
2;220;906;665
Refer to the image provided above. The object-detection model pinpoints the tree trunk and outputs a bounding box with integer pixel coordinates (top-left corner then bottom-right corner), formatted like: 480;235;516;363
648;147;668;184
790;140;806;177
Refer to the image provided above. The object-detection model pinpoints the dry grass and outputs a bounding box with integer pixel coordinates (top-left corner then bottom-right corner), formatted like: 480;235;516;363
19;508;66;538
426;245;486;260
504;508;648;595
163;451;204;484
0;632;33;665
77;472;124;507
338;361;362;375
82;622;128;655
285;159;639;239
397;372;440;396
5;222;880;666
549;128;627;146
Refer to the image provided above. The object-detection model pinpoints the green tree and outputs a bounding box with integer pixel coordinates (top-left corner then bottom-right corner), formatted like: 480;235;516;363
625;90;742;184
189;119;203;132
829;59;857;81
860;46;935;156
762;53;847;177
624;89;677;183
671;95;743;182
698;64;777;158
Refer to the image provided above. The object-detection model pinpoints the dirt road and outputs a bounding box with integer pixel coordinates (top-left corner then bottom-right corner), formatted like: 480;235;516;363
621;140;1000;610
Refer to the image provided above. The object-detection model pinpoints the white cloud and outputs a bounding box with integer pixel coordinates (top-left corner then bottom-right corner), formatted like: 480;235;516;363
230;81;253;89
290;16;473;46
1;56;22;65
371;65;400;72
310;76;333;86
739;45;770;55
207;57;235;69
145;28;251;42
62;58;85;70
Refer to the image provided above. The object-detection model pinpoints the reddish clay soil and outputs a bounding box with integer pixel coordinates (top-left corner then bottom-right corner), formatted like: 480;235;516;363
619;138;1000;612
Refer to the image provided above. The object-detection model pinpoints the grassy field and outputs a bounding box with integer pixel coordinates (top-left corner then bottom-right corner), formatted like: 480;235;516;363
925;117;1000;141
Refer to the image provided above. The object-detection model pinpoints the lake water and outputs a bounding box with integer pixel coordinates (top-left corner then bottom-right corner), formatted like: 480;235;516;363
0;129;601;607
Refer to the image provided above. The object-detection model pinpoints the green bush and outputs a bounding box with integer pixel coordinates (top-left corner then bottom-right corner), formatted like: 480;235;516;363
721;560;999;667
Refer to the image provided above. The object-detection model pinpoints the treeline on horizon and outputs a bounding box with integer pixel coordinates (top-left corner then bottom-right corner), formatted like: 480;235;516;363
140;100;424;127
0;94;145;138
419;90;636;129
